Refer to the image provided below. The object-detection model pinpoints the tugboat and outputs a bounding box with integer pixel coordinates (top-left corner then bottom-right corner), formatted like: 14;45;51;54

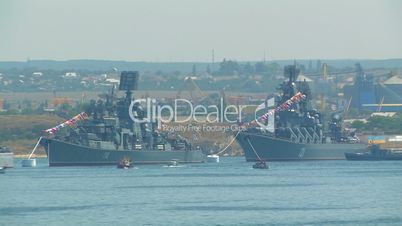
40;71;206;166
252;161;269;169
168;159;179;167
117;157;133;169
345;144;402;161
236;65;366;161
165;159;183;167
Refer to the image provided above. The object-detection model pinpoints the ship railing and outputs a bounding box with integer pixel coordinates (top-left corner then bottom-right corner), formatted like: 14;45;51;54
288;128;298;143
294;128;306;144
313;130;320;143
307;127;321;143
301;127;313;143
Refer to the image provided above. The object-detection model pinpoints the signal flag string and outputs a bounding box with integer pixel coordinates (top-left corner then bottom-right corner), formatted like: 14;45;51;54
214;91;306;156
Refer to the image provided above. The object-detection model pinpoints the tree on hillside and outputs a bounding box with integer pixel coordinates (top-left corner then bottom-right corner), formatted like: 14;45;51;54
243;62;254;75
255;62;268;74
255;62;280;75
206;65;211;75
350;115;402;133
218;59;240;75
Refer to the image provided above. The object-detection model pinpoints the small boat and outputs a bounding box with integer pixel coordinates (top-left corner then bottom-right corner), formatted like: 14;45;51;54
206;154;219;163
168;159;179;166
22;137;41;167
253;161;269;169
0;167;5;174
21;159;37;167
117;158;133;169
165;159;183;168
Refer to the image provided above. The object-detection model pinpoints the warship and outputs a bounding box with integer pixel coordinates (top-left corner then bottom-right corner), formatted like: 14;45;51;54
236;65;366;161
40;71;205;166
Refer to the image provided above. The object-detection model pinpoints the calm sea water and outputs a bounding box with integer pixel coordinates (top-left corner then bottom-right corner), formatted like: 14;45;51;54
1;157;402;226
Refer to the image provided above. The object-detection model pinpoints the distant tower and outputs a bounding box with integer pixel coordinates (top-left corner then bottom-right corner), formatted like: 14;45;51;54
316;60;322;73
192;64;197;76
322;63;328;80
308;60;313;73
211;49;215;72
263;51;266;63
26;57;31;68
319;63;329;111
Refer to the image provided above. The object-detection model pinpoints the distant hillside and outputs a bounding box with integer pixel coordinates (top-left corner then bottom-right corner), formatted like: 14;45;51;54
1;59;401;72
274;59;402;69
0;60;216;73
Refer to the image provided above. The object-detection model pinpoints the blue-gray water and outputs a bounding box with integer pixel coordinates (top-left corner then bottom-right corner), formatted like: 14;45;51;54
1;157;402;226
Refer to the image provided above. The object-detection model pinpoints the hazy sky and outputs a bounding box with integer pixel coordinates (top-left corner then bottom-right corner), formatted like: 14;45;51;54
1;0;401;61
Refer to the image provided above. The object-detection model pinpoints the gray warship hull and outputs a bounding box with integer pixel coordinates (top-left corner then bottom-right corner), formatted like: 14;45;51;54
41;138;205;166
237;131;366;161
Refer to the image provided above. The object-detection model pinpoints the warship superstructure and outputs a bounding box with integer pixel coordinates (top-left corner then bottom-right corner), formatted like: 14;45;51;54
236;65;366;161
40;71;205;166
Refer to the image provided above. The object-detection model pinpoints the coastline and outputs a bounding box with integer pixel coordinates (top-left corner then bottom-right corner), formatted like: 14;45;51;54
14;154;47;158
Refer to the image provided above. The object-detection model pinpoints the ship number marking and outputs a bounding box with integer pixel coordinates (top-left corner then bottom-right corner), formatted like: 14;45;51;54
103;152;110;160
298;148;306;158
